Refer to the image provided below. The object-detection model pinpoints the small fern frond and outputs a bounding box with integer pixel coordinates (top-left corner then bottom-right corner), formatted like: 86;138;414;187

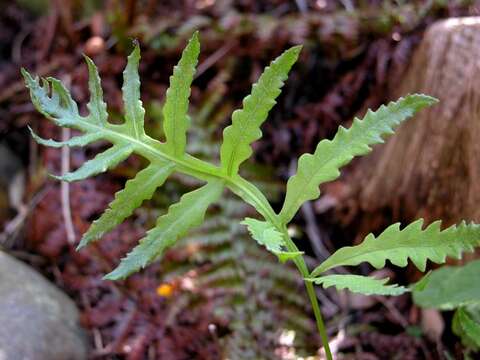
220;46;301;176
242;218;303;262
163;31;200;156
308;274;408;296
312;219;480;276
241;218;284;252
280;94;438;223
104;180;224;280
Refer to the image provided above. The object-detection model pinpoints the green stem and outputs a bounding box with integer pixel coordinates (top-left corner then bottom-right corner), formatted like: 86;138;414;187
282;230;333;360
305;278;333;360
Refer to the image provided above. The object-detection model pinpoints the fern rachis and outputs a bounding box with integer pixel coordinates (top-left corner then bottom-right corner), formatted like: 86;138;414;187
24;32;480;360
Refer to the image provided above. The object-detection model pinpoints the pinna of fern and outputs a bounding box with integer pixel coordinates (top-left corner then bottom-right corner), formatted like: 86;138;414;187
23;31;480;359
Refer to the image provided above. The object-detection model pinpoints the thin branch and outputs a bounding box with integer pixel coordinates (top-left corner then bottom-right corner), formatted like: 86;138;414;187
61;127;76;244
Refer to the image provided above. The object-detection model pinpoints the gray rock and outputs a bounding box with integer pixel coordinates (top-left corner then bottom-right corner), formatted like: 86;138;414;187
0;251;87;360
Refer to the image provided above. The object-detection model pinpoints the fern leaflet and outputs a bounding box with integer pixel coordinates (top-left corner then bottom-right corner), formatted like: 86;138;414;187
78;162;175;248
121;44;146;139
413;259;480;310
85;55;108;125
163;31;200;156
220;46;301;176
280;95;438;223
308;274;408;296
105;180;224;280
242;218;303;262
312;219;480;276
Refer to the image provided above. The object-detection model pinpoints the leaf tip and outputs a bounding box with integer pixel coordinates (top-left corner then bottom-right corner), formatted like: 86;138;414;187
190;30;200;41
76;236;91;250
103;265;131;281
187;30;201;52
289;44;303;56
21;68;36;86
409;93;440;108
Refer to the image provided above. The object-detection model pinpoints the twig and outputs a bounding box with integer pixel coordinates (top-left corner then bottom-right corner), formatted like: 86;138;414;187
195;43;234;79
301;200;331;261
61;126;76;244
376;296;409;328
12;24;33;64
295;0;308;14
288;160;330;261
0;183;51;247
339;0;355;12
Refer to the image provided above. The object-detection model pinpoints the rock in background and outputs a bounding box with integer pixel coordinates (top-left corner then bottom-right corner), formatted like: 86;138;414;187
0;251;87;360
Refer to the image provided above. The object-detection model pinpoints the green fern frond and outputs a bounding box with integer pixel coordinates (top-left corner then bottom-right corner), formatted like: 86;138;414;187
312;219;480;276
25;29;478;360
280;95;438;223
308;274;408;296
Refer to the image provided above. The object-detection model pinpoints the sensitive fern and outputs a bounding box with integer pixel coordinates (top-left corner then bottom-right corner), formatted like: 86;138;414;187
24;32;480;359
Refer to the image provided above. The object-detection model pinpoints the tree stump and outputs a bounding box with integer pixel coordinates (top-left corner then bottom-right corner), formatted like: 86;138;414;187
351;17;480;232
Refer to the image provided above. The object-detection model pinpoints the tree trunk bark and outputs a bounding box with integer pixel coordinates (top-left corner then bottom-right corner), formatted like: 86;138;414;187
352;17;480;231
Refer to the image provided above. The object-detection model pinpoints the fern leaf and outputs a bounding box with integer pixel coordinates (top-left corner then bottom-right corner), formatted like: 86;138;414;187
220;46;301;176
29;126;102;148
242;218;303;262
78;162;176;249
52;144;133;182
122;44;145;139
280;94;438;223
22;70;79;127
104;180;224;280
312;219;480;276
163;32;200;156
242;218;284;252
308;274;408;296
85;55;108;125
412;259;480;310
454;307;480;348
